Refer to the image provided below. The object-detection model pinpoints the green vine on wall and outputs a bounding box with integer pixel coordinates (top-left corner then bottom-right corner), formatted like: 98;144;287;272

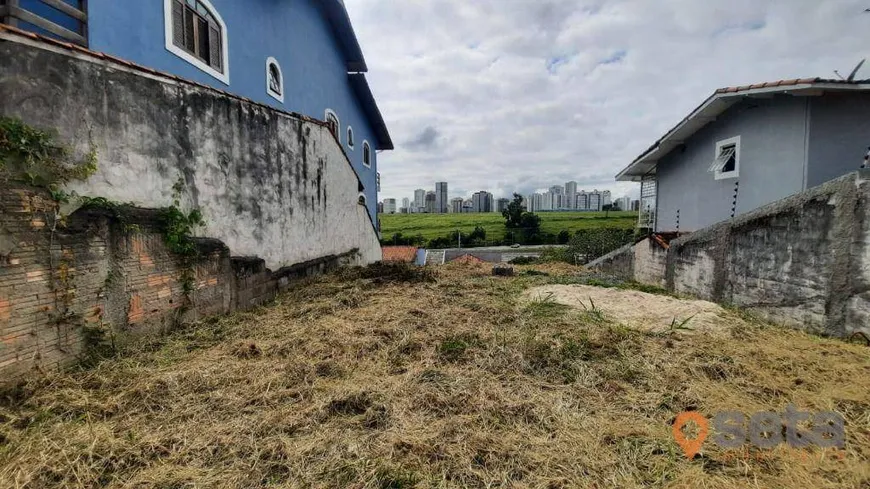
0;116;97;190
160;177;206;297
0;118;112;364
78;196;141;234
1;118;207;363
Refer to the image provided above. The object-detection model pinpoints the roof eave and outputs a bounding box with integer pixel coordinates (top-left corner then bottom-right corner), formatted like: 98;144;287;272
349;73;394;150
614;81;870;182
317;0;368;73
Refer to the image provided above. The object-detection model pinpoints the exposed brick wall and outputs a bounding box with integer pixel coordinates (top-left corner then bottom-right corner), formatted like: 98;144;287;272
0;184;360;379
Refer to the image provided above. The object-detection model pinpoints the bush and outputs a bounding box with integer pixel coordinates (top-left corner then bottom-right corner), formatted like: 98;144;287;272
338;262;437;283
568;228;634;264
538;247;571;263
381;233;426;247
508;256;538;265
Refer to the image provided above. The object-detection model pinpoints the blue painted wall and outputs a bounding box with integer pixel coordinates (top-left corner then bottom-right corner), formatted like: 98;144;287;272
655;96;809;233
20;0;380;221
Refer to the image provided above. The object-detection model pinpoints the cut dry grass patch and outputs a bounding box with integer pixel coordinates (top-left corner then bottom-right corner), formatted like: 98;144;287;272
0;262;868;488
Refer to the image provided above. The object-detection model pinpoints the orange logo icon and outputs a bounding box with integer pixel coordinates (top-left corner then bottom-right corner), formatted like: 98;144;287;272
673;411;709;459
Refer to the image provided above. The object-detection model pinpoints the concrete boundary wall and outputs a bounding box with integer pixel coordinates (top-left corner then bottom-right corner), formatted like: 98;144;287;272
0;33;381;271
0;34;382;378
590;171;870;337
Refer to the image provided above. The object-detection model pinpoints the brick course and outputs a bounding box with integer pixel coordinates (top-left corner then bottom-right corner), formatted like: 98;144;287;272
0;184;360;379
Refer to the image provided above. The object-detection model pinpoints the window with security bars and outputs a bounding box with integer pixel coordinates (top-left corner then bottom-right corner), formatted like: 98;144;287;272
171;0;223;73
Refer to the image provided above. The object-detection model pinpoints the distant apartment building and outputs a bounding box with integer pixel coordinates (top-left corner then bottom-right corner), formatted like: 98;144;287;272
435;182;448;214
377;201;384;214
565;181;577;210
383;198;397;214
463;199;474;213
472;191;494;213
526;193;543;212
602;190;612;208
414;189;426;213
540;192;551;211
401;197;410;214
617;196;632;211
588;192;601;212
425;191;436;213
496;198;511;213
576;191;589;211
450;197;464;214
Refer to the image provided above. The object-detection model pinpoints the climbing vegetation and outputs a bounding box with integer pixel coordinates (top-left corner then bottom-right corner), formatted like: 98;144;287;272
0;117;97;189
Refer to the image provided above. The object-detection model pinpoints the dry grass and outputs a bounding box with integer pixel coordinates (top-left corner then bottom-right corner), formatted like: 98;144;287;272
1;262;868;488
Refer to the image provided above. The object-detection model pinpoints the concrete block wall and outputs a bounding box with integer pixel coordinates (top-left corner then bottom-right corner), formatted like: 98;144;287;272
0;184;360;378
590;171;870;338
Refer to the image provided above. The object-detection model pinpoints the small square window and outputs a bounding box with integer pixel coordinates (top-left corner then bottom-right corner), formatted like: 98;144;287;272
711;136;740;179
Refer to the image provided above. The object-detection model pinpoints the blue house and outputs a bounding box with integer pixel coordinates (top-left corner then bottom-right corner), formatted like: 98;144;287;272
1;0;392;222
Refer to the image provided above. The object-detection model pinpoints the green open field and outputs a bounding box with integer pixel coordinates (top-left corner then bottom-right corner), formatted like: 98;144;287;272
380;211;638;242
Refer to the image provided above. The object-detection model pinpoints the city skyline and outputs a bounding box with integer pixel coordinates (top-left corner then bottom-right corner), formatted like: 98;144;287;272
380;180;633;214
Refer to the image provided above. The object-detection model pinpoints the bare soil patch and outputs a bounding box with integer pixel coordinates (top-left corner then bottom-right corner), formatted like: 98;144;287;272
525;284;735;334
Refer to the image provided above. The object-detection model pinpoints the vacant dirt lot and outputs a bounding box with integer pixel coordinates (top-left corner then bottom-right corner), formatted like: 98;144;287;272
1;263;868;488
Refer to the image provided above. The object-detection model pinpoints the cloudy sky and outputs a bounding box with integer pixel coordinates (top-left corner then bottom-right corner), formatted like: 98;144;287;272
344;0;870;203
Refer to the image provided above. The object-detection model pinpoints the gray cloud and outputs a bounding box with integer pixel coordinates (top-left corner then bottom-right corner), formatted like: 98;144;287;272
345;0;870;202
405;126;441;150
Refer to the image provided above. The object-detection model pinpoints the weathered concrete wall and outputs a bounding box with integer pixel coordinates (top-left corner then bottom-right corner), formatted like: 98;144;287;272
0;34;381;271
591;171;870;337
585;243;634;280
633;240;667;288
0;184;359;378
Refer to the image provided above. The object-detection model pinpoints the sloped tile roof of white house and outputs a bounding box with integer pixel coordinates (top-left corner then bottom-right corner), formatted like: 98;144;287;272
616;78;870;182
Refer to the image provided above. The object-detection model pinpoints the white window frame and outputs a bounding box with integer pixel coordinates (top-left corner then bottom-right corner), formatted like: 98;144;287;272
163;0;230;85
362;140;372;168
713;136;740;180
324;109;340;139
265;57;284;103
347;126;355;149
